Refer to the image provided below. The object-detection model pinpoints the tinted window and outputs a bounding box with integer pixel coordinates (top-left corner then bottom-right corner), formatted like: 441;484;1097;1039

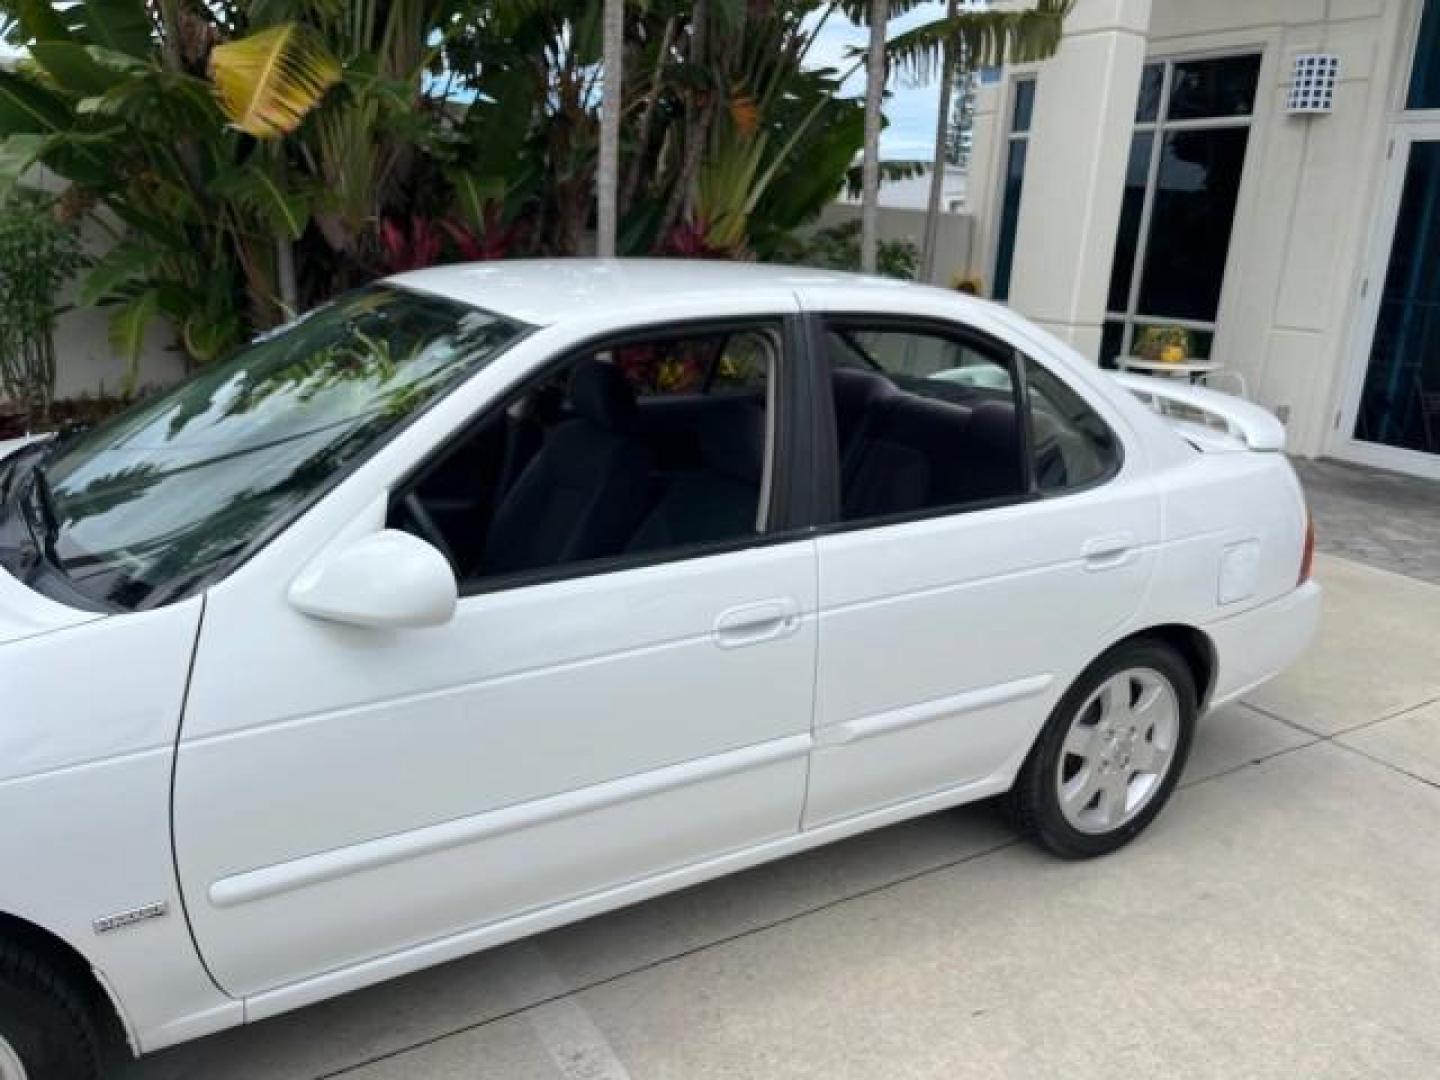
6;288;524;609
1135;63;1164;122
1166;55;1261;121
1105;53;1259;362
1101;320;1126;369
1354;140;1440;454
993;138;1029;302
1107;132;1154;313
1012;78;1037;132
710;331;774;394
610;328;774;398
826;325;1026;523
392;325;779;585
1025;362;1122;491
1411;0;1440;109
1136;127;1251;322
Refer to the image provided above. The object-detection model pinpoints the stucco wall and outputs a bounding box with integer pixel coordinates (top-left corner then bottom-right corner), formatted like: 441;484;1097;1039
1147;0;1411;458
814;203;977;287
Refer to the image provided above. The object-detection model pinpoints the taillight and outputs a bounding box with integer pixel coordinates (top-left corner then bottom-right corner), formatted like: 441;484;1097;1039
1298;511;1315;585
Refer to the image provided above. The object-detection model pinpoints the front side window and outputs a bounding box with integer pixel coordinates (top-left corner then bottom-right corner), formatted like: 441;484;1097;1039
0;287;525;609
826;324;1027;523
391;323;782;586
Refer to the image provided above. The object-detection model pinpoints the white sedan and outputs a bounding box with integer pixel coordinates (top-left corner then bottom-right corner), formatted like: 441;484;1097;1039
0;261;1318;1077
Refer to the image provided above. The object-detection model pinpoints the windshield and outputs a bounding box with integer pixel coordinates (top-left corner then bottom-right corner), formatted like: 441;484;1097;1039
0;286;526;610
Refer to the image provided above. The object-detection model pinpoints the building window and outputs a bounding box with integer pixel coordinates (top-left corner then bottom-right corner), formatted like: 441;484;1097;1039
1102;55;1261;368
992;76;1036;302
1409;0;1440;110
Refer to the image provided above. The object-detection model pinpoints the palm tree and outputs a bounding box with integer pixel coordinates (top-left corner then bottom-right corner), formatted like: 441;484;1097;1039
858;0;889;274
597;0;625;257
919;0;962;282
864;0;1074;281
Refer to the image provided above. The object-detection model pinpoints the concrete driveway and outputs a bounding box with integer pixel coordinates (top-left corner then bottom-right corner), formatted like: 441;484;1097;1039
123;553;1440;1079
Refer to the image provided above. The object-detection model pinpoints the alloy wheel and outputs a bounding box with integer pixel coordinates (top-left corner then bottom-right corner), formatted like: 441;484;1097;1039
1055;667;1181;835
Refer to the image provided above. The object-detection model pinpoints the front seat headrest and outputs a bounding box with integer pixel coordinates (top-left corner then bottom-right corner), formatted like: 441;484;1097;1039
697;402;767;485
569;358;638;432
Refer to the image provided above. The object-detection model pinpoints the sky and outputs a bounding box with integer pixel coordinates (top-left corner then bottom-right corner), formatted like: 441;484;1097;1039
804;0;958;162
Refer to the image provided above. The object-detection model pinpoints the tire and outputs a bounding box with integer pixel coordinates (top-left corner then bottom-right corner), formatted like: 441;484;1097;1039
0;941;103;1080
1007;639;1197;859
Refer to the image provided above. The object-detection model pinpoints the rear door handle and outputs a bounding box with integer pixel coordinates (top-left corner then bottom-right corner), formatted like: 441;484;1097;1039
1082;532;1138;572
713;599;801;649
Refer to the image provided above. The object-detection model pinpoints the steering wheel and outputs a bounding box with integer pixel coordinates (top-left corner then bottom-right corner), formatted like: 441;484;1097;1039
401;492;459;571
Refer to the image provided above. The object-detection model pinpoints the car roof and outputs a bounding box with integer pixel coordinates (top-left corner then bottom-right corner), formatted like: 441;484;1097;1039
386;258;966;327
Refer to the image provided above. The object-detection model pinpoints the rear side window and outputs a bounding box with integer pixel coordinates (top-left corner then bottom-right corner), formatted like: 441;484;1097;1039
1025;361;1122;492
826;324;1027;523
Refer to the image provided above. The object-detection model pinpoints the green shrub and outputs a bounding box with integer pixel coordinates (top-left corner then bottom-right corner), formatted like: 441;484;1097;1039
774;219;919;280
0;194;84;426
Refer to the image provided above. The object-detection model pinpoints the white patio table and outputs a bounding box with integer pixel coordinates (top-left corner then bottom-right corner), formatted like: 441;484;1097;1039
1117;356;1249;398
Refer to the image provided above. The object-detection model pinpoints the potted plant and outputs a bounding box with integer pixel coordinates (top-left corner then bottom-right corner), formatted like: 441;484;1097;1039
1134;325;1195;365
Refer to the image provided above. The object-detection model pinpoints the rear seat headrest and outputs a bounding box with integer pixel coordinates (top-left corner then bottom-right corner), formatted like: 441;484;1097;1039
965;401;1020;454
832;368;896;442
570;358;638;432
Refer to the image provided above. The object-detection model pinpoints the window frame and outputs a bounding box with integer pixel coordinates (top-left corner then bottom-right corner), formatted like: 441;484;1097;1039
1021;355;1127;498
990;74;1038;303
1103;51;1262;366
804;312;1127;537
807;313;1036;534
387;313;816;599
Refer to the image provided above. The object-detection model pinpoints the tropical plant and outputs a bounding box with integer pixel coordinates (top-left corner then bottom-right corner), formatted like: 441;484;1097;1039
0;191;84;424
847;0;1073;277
774;218;918;280
0;0;885;388
0;0;347;374
1134;325;1195;364
893;0;1074;279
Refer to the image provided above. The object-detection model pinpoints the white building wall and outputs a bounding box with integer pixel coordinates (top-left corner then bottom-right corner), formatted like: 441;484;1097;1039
1146;0;1412;457
964;77;1004;293
968;0;1421;459
1007;0;1152;360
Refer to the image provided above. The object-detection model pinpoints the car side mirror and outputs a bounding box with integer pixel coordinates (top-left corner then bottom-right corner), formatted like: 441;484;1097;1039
289;530;458;630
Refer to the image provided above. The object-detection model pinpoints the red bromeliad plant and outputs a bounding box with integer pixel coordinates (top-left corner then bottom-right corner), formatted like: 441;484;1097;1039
441;205;525;263
377;217;445;274
376;209;525;275
658;219;737;260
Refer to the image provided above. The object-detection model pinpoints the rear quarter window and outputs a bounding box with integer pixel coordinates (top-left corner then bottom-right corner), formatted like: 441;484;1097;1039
1025;362;1123;492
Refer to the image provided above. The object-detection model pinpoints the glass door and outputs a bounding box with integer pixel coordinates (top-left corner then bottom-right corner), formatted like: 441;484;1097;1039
1337;124;1440;478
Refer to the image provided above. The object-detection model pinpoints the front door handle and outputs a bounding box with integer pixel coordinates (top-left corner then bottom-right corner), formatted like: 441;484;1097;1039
1082;532;1138;572
713;599;801;649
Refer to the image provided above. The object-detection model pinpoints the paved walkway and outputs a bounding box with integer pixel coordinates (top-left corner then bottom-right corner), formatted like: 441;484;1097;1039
124;552;1440;1079
1294;457;1440;585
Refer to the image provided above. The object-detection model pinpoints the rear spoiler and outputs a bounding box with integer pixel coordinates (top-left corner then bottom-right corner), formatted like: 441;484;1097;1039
1113;373;1286;452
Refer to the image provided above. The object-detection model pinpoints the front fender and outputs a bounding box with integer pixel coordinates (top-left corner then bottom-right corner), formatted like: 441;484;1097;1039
0;598;242;1052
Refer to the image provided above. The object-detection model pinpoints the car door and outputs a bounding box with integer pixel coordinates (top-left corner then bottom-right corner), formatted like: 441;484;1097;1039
172;314;818;1000
802;313;1161;828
